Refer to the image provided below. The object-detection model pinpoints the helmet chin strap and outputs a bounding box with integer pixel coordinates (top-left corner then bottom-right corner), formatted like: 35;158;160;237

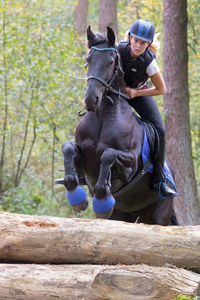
128;33;131;45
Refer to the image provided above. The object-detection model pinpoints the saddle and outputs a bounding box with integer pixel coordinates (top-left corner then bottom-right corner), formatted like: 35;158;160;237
137;117;176;186
136;116;160;169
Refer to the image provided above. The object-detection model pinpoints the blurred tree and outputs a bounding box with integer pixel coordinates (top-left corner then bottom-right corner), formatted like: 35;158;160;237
99;0;118;37
0;9;8;193
74;0;89;35
163;0;200;224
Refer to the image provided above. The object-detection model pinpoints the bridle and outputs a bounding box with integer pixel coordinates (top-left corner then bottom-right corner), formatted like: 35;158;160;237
87;46;130;101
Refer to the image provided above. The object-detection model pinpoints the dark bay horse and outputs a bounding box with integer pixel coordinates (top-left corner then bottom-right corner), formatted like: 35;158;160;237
58;26;175;225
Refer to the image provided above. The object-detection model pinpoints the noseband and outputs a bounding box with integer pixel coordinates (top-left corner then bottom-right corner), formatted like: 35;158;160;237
87;46;130;101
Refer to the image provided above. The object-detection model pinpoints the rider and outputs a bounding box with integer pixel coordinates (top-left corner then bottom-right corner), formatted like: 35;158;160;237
117;19;177;198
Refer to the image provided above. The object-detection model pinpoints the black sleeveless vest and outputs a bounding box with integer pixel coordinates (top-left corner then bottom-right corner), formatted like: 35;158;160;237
117;40;156;89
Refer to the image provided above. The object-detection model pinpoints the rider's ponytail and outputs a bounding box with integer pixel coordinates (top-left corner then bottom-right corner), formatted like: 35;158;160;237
149;33;160;55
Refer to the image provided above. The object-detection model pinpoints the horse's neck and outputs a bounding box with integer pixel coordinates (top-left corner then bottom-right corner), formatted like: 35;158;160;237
99;94;133;120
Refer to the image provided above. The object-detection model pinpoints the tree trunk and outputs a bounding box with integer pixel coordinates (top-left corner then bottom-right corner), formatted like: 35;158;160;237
0;263;199;299
0;212;200;272
99;0;118;37
0;10;8;193
163;0;200;225
74;0;89;35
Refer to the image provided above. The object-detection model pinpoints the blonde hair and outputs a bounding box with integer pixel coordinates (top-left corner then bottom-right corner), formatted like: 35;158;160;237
123;30;160;55
149;33;160;55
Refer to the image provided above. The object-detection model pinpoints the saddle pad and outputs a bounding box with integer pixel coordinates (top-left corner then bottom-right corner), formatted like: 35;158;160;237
142;125;176;187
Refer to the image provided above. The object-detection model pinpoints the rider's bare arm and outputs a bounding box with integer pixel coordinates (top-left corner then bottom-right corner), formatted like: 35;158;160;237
125;71;166;98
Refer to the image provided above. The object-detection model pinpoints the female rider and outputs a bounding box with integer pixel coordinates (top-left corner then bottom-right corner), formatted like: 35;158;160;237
117;19;177;199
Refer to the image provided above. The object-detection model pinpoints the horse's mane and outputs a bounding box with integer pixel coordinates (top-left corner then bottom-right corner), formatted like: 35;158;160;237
87;33;116;49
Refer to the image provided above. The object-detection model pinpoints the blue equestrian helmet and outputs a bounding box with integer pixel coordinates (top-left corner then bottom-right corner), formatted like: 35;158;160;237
129;19;155;43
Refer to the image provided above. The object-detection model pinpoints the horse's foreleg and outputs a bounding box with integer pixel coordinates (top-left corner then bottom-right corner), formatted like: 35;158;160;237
93;148;135;219
62;141;88;212
93;148;118;219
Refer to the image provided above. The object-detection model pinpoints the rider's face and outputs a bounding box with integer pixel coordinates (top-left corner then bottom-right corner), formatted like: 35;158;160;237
130;36;149;57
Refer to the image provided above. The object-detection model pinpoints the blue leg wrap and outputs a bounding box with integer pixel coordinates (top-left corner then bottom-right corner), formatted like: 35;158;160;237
93;195;115;213
66;186;87;206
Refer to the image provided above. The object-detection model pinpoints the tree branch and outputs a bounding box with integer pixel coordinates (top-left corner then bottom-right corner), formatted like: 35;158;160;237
17;117;37;185
15;84;34;187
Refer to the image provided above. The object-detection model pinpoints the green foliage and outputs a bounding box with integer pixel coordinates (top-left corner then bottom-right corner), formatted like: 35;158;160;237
1;167;94;218
88;0;98;31
0;0;87;193
174;295;200;300
117;0;163;40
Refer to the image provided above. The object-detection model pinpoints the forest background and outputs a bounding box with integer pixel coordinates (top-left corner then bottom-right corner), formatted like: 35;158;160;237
0;0;199;223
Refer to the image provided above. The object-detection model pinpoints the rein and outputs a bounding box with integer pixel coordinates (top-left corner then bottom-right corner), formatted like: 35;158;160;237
87;46;130;101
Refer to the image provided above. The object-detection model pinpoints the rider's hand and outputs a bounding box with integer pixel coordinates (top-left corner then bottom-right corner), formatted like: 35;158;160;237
125;87;137;98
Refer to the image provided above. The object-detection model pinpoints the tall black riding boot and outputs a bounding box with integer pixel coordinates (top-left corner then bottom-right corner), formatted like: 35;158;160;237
153;138;177;199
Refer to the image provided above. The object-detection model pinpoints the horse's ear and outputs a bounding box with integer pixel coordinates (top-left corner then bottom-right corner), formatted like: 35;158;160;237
87;25;96;43
107;26;115;46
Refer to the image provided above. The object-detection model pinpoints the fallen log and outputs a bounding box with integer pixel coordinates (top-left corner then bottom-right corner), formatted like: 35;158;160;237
0;212;200;272
0;263;199;299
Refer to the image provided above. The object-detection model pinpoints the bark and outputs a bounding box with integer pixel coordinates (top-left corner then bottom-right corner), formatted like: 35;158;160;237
0;10;8;193
74;0;89;35
99;0;118;37
0;263;199;300
0;212;200;272
163;1;200;225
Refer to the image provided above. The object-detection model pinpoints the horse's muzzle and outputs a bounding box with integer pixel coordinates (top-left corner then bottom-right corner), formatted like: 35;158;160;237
84;95;99;111
84;81;104;111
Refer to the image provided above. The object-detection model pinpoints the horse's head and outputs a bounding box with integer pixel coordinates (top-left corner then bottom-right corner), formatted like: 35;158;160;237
84;26;123;111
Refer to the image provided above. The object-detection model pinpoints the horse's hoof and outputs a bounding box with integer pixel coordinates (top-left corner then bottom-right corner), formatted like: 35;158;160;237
72;198;88;212
95;208;113;219
93;195;115;214
66;185;87;209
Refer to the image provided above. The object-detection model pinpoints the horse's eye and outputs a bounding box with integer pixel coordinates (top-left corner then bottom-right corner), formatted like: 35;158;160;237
107;57;115;66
